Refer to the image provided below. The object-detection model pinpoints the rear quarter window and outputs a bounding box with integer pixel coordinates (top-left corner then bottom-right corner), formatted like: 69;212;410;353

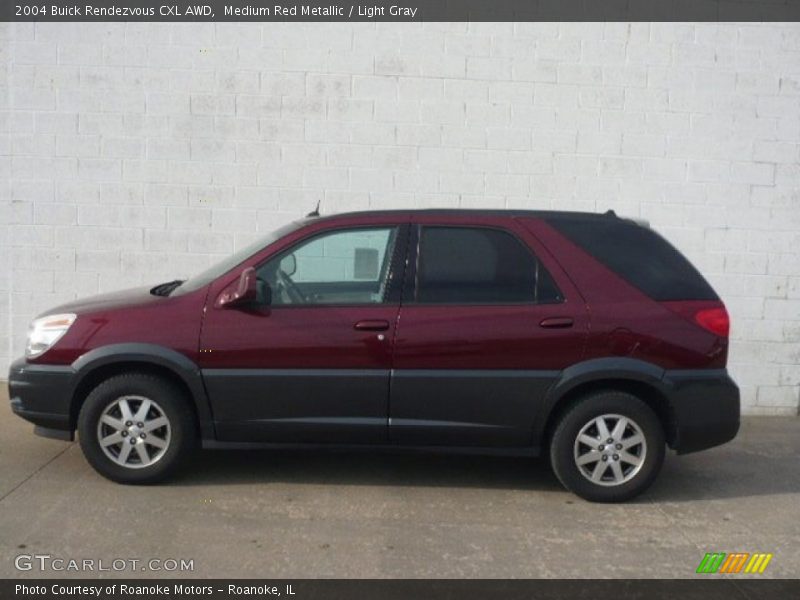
546;217;719;302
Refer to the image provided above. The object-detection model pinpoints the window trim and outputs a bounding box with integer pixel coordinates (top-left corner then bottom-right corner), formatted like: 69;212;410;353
404;224;565;307
254;223;410;308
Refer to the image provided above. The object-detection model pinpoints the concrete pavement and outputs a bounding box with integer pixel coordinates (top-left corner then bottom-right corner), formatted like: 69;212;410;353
1;385;798;579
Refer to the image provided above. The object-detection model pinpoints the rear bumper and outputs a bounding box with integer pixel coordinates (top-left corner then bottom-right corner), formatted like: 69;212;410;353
663;369;740;454
8;358;75;440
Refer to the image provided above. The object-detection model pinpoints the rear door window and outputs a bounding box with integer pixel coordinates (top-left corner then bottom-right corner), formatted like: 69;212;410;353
413;226;562;304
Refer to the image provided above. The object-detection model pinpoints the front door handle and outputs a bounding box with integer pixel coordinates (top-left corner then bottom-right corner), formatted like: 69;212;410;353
539;317;574;329
354;319;390;331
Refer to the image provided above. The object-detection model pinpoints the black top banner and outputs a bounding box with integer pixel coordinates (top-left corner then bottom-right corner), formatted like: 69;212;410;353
4;0;800;22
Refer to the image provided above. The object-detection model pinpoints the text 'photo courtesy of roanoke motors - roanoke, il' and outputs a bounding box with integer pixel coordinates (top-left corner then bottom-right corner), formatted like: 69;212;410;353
1;1;800;599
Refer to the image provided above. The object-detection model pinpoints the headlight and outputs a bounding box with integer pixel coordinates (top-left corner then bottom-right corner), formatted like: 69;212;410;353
26;313;77;358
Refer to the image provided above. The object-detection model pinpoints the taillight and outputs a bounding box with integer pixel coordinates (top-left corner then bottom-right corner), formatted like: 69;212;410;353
694;307;730;337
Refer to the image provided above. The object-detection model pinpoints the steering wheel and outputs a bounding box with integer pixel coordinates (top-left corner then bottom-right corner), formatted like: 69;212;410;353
276;269;306;304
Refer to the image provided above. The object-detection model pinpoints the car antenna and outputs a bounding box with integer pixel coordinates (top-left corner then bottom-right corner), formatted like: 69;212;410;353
306;200;321;218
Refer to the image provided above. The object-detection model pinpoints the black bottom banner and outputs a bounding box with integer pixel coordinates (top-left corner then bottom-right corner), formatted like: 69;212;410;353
2;580;799;600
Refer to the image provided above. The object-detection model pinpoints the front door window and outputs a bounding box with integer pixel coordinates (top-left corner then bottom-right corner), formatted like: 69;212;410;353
258;227;400;305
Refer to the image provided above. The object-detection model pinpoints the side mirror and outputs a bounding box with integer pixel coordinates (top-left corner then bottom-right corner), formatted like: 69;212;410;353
216;267;259;308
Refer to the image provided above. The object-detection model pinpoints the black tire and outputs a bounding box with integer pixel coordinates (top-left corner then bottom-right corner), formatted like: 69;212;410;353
549;391;665;503
77;373;196;484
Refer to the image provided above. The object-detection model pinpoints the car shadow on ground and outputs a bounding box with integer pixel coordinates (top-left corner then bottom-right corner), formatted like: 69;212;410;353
170;441;799;504
178;449;564;493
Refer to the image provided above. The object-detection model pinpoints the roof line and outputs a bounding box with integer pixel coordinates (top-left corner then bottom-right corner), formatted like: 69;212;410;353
313;208;621;220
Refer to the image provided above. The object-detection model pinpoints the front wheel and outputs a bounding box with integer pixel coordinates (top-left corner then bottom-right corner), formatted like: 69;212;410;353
549;391;665;502
78;373;196;484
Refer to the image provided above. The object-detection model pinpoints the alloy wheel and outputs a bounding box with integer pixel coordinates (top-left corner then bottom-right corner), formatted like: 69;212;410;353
96;395;172;469
573;413;647;487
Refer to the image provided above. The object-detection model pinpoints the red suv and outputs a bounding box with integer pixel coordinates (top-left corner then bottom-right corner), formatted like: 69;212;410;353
9;210;739;502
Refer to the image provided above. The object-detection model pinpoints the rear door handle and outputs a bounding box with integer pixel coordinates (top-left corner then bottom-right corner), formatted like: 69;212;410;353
354;319;390;331
539;317;574;329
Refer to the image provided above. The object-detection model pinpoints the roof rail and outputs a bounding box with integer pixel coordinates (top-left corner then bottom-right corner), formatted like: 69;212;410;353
606;208;649;228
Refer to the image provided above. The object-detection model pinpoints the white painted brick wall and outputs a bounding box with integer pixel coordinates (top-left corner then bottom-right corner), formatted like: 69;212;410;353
2;22;800;416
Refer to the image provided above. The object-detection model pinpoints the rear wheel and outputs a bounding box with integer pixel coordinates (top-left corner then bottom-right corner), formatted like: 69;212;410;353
78;373;196;484
549;391;665;502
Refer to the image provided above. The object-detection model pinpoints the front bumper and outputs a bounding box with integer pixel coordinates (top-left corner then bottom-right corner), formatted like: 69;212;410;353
664;369;740;454
8;357;75;441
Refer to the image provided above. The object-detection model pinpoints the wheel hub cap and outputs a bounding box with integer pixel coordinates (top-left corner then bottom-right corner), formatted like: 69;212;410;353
97;395;171;469
573;414;647;487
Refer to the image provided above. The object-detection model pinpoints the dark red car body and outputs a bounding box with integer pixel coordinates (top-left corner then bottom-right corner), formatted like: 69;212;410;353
9;210;740;456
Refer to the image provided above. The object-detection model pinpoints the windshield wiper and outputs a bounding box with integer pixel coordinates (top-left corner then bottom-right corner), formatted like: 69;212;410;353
149;280;184;297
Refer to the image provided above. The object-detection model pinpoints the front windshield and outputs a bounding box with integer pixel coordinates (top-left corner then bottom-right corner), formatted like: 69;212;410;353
171;220;307;296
